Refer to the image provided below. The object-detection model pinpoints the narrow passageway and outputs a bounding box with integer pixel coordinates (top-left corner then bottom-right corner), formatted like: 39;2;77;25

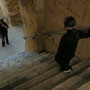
0;25;25;59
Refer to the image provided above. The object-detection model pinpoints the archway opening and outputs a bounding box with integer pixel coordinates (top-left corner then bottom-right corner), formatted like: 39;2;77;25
0;0;25;59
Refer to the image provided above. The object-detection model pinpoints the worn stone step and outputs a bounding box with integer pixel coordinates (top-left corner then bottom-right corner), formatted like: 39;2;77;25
0;52;47;72
77;81;90;90
0;52;47;80
0;53;52;82
0;54;56;89
52;67;90;90
13;66;60;90
12;57;80;90
76;67;90;90
29;59;90;90
0;56;80;90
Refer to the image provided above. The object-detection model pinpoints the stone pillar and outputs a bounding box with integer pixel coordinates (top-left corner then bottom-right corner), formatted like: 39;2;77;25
19;0;44;53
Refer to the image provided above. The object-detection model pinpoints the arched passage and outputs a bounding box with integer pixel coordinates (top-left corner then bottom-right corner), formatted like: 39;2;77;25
0;0;25;59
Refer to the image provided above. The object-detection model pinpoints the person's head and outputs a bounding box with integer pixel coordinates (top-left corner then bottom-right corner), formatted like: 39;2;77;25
64;16;76;29
0;19;4;23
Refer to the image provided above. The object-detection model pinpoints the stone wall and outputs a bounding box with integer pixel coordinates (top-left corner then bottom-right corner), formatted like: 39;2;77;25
6;0;90;58
36;0;45;52
36;0;44;32
44;0;90;58
5;0;22;26
19;0;45;53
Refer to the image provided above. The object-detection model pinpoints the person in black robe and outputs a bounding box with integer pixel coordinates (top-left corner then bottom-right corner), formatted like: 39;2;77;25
0;19;9;47
55;16;90;73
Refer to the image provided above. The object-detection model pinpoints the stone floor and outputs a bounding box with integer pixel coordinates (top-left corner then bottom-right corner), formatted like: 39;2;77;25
0;24;25;59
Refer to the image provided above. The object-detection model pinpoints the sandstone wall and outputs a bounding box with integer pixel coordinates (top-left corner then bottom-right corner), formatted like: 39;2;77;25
20;0;45;53
5;0;22;26
36;0;45;52
36;0;44;32
5;0;90;58
44;0;90;58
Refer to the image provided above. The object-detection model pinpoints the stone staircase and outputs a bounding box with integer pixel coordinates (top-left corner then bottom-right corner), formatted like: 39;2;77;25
0;52;90;90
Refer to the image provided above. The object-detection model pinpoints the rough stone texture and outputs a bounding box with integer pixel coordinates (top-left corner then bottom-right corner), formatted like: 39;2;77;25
5;0;22;26
19;0;45;52
44;0;90;58
77;81;90;90
0;10;3;18
36;0;44;32
36;0;45;52
76;38;90;58
52;76;82;90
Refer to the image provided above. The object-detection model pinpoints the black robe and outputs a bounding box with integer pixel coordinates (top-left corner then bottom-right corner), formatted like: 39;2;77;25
55;28;90;60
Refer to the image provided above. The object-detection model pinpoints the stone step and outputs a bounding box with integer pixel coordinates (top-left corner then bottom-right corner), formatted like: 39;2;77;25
77;81;90;90
77;67;90;90
0;54;55;89
0;52;47;72
29;59;90;90
12;57;81;90
52;67;90;90
0;56;80;90
0;52;47;79
0;53;52;82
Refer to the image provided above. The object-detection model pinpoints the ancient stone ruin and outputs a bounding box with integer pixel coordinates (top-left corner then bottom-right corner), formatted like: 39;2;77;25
0;0;90;90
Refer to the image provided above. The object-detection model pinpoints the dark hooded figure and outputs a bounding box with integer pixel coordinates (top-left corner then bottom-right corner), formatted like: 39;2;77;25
55;16;90;73
1;19;9;28
0;19;9;47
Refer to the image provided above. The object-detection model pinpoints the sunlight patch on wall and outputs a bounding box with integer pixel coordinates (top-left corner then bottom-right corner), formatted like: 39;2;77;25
0;0;9;18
